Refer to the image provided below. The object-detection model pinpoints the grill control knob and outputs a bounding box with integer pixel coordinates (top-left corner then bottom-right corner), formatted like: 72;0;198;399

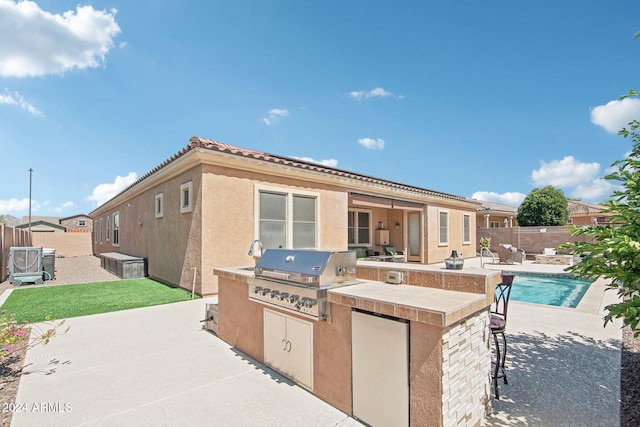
279;292;289;301
270;290;280;298
287;295;299;304
304;299;316;308
260;288;271;296
253;286;262;294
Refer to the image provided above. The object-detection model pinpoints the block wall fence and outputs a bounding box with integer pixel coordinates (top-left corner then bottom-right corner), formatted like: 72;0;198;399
476;225;596;256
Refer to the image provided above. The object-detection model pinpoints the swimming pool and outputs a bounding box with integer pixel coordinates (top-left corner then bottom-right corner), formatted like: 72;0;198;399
506;272;593;308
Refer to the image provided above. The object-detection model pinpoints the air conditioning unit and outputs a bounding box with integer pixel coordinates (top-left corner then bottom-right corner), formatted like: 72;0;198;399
386;271;403;285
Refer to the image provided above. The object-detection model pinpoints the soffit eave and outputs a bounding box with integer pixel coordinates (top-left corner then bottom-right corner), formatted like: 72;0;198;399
90;151;202;217
90;147;479;217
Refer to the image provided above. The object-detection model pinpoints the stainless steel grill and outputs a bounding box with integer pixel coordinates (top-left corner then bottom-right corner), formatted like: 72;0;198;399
249;249;358;319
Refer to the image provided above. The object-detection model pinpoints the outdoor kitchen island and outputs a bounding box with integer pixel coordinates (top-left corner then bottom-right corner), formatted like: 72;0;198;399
214;257;500;427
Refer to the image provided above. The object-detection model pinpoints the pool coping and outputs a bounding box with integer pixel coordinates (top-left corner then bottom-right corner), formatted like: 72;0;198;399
456;257;620;316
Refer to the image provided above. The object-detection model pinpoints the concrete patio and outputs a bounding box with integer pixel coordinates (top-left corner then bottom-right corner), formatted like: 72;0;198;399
471;257;622;426
8;257;621;426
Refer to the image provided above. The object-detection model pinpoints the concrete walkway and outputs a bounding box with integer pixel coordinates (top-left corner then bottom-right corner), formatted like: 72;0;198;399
10;257;622;426
12;298;363;427
471;258;622;426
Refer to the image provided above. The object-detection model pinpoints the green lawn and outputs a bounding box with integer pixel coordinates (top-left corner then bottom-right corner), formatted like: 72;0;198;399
0;279;199;323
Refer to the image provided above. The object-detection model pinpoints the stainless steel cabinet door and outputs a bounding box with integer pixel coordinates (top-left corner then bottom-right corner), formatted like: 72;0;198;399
352;310;409;427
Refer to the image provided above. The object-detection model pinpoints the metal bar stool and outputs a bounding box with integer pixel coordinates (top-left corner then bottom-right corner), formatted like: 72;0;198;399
491;274;514;399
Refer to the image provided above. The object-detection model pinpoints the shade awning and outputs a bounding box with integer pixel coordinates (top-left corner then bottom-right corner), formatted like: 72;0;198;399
351;193;423;210
351;194;393;209
392;200;424;210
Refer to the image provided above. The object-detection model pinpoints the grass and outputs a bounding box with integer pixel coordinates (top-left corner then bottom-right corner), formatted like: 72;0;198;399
0;279;199;323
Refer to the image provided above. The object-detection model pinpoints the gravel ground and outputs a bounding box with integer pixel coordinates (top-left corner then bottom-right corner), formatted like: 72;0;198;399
621;327;640;426
0;256;639;425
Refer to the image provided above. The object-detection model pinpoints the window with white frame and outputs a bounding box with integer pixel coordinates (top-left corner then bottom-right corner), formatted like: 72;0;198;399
180;181;193;213
155;193;164;218
113;212;120;246
106;216;111;241
463;213;471;244
348;209;371;246
489;221;500;228
78;219;86;226
292;195;316;248
257;188;317;249
99;218;103;244
439;211;448;245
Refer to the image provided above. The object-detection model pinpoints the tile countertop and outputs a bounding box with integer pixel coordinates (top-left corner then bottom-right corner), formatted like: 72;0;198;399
214;266;490;328
327;281;488;328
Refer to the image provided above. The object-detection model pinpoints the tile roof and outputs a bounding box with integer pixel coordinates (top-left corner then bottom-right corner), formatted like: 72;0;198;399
475;200;519;213
567;200;606;214
189;137;478;204
114;136;480;207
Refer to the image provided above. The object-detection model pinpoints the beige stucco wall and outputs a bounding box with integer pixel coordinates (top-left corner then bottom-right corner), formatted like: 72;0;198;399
426;203;476;264
93;165;205;293
90;146;479;295
199;164;348;294
93;158;349;296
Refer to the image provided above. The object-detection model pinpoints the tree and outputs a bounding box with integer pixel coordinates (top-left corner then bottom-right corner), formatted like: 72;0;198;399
561;90;640;336
516;186;569;226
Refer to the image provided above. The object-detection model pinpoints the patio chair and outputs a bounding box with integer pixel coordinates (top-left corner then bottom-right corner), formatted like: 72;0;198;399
496;244;525;265
491;274;514;399
383;246;406;262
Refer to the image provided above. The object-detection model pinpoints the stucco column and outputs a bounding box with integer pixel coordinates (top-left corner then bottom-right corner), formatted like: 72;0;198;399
484;214;489;228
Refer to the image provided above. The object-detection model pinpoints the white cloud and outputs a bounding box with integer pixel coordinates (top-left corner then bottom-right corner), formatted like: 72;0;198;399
291;156;339;168
0;198;78;216
590;97;640;133
571;179;616;201
348;87;403;100
531;156;600;187
0;197;37;213
471;191;526;207
358;138;385;150
263;108;290;125
39;199;76;213
0;1;121;78
0;90;42;116
86;172;137;207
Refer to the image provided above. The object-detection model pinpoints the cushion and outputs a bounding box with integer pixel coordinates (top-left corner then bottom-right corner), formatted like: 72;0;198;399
384;246;397;255
490;314;506;331
354;247;368;258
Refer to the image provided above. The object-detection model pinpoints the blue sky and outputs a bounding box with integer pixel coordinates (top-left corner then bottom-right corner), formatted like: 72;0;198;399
1;0;640;219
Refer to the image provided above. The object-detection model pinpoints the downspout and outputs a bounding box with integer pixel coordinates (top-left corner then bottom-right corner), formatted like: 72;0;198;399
191;267;197;299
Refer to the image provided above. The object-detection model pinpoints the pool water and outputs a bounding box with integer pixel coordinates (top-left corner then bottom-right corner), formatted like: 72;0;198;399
507;273;593;308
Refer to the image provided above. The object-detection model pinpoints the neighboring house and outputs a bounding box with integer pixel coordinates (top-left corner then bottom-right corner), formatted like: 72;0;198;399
567;200;612;226
16;216;66;232
60;214;93;232
90;137;481;295
15;215;92;232
476;200;518;228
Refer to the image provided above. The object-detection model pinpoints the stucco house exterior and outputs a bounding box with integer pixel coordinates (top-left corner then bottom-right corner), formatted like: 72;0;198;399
567;200;612;226
15;214;92;233
476;200;518;228
90;137;480;295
